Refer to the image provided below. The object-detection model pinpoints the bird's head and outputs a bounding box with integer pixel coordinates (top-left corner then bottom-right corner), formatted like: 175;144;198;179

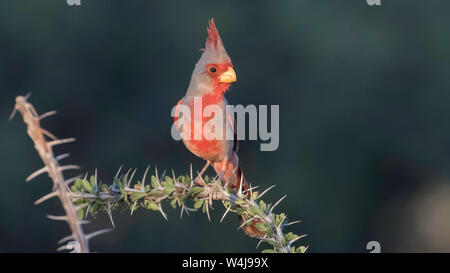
187;19;236;96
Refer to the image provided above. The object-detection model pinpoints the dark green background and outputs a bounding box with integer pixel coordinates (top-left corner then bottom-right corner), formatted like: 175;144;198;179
1;0;450;252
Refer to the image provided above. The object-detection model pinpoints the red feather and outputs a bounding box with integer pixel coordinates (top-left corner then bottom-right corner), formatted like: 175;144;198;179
206;18;221;50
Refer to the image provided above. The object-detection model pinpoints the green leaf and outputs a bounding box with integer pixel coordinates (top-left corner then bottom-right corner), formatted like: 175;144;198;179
77;208;85;219
151;175;158;189
90;175;96;188
266;227;274;237
101;184;109;193
259;200;267;212
236;207;244;216
73;178;82;191
247;206;255;216
81;179;93;193
194;200;204;209
165;176;173;186
285;232;298;241
114;178;124;190
252;191;259;200
182;175;191;186
170;199;177;209
255;222;266;232
253;206;264;217
164;185;175;195
297;246;307;253
144;200;159;211
189;187;204;195
130;192;147;202
261;249;276;253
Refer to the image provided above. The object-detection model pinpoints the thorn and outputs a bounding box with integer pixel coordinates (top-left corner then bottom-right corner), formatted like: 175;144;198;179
24;92;32;100
131;201;137;216
243;185;259;195
57;235;73;244
84;204;91;219
155;165;159;184
283;220;302;227
269;195;287;213
46;215;68;221
142;165;150;189
39;110;57;120
255;185;276;200
238;173;244;196
256;238;266;249
237;218;254;231
64;175;81;186
160;169;166;182
59;165;81;172
115;165;123;178
123;168;131;186
180;205;185;219
40;128;58;140
85;228;113;241
220;205;231;223
38;110;56;121
155;166;161;188
34;191;59;205
289;234;307;245
26;166;49;182
56;244;69;252
107;202;115;228
48;138;76;147
8;106;17;121
206;202;211;222
172;169;177;185
128;168;137;187
180;203;193;219
158;204;168;220
55;153;70;161
94;168;98;191
223;177;230;189
190;163;193;180
75;203;89;211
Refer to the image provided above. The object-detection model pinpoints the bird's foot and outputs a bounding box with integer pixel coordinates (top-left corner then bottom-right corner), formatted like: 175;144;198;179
194;161;211;186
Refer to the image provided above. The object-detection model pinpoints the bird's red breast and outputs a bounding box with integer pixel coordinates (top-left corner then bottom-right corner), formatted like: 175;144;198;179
174;94;231;162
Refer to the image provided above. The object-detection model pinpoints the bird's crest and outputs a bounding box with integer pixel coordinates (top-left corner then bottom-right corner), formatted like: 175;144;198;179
206;18;222;50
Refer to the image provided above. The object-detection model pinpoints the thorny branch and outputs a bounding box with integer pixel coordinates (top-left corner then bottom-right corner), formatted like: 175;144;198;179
69;165;307;253
11;95;307;253
10;94;110;253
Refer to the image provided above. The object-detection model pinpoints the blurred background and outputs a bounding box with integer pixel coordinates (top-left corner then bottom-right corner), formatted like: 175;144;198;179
1;0;450;253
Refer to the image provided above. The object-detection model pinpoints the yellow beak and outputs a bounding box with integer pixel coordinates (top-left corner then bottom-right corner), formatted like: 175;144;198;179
219;67;237;83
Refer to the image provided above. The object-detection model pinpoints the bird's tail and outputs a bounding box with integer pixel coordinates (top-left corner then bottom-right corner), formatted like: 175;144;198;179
213;152;266;238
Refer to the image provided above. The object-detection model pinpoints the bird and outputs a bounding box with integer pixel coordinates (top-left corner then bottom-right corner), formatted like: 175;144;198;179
173;18;265;237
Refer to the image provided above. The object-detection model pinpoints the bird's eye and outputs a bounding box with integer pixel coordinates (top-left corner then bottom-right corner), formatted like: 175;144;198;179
209;67;217;73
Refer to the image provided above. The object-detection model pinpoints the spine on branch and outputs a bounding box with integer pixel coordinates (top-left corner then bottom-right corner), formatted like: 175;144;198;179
10;94;110;253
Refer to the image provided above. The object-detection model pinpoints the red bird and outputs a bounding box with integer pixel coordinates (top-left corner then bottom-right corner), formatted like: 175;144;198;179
174;19;264;237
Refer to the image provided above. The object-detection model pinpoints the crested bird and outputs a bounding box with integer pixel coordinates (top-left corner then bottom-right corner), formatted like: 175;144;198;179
173;19;265;237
